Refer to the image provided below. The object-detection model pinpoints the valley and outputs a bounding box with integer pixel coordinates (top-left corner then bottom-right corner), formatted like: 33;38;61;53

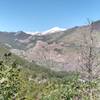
1;20;100;71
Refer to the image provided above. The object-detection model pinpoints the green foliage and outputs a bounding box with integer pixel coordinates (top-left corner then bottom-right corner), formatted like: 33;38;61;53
0;52;100;100
0;53;21;99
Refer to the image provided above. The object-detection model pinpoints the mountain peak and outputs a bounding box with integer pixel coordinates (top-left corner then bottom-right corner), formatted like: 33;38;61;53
42;27;66;35
25;27;66;35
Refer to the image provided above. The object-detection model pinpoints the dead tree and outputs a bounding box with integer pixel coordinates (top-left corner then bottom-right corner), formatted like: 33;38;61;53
79;20;100;99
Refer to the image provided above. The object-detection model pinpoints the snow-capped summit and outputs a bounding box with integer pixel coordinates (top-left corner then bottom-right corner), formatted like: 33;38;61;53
42;27;66;35
25;27;66;35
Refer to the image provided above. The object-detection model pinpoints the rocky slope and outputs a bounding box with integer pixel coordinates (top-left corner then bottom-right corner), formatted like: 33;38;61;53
1;20;100;71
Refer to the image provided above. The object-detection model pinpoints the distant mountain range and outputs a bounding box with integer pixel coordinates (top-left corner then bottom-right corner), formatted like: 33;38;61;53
0;27;66;50
1;20;100;71
26;27;66;35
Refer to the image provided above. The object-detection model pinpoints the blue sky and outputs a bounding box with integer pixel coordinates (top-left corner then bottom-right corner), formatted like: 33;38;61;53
0;0;100;32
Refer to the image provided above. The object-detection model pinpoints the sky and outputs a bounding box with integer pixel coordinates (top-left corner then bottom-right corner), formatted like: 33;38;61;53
0;0;100;32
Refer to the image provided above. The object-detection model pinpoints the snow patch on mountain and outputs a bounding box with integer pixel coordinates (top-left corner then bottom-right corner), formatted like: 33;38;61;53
25;27;66;35
42;27;66;35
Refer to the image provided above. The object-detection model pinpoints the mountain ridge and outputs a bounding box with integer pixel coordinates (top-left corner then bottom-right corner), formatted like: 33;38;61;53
1;20;100;71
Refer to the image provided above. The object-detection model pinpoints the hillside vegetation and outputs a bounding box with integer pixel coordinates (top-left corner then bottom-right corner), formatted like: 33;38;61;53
1;21;100;99
0;52;98;100
0;43;100;99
